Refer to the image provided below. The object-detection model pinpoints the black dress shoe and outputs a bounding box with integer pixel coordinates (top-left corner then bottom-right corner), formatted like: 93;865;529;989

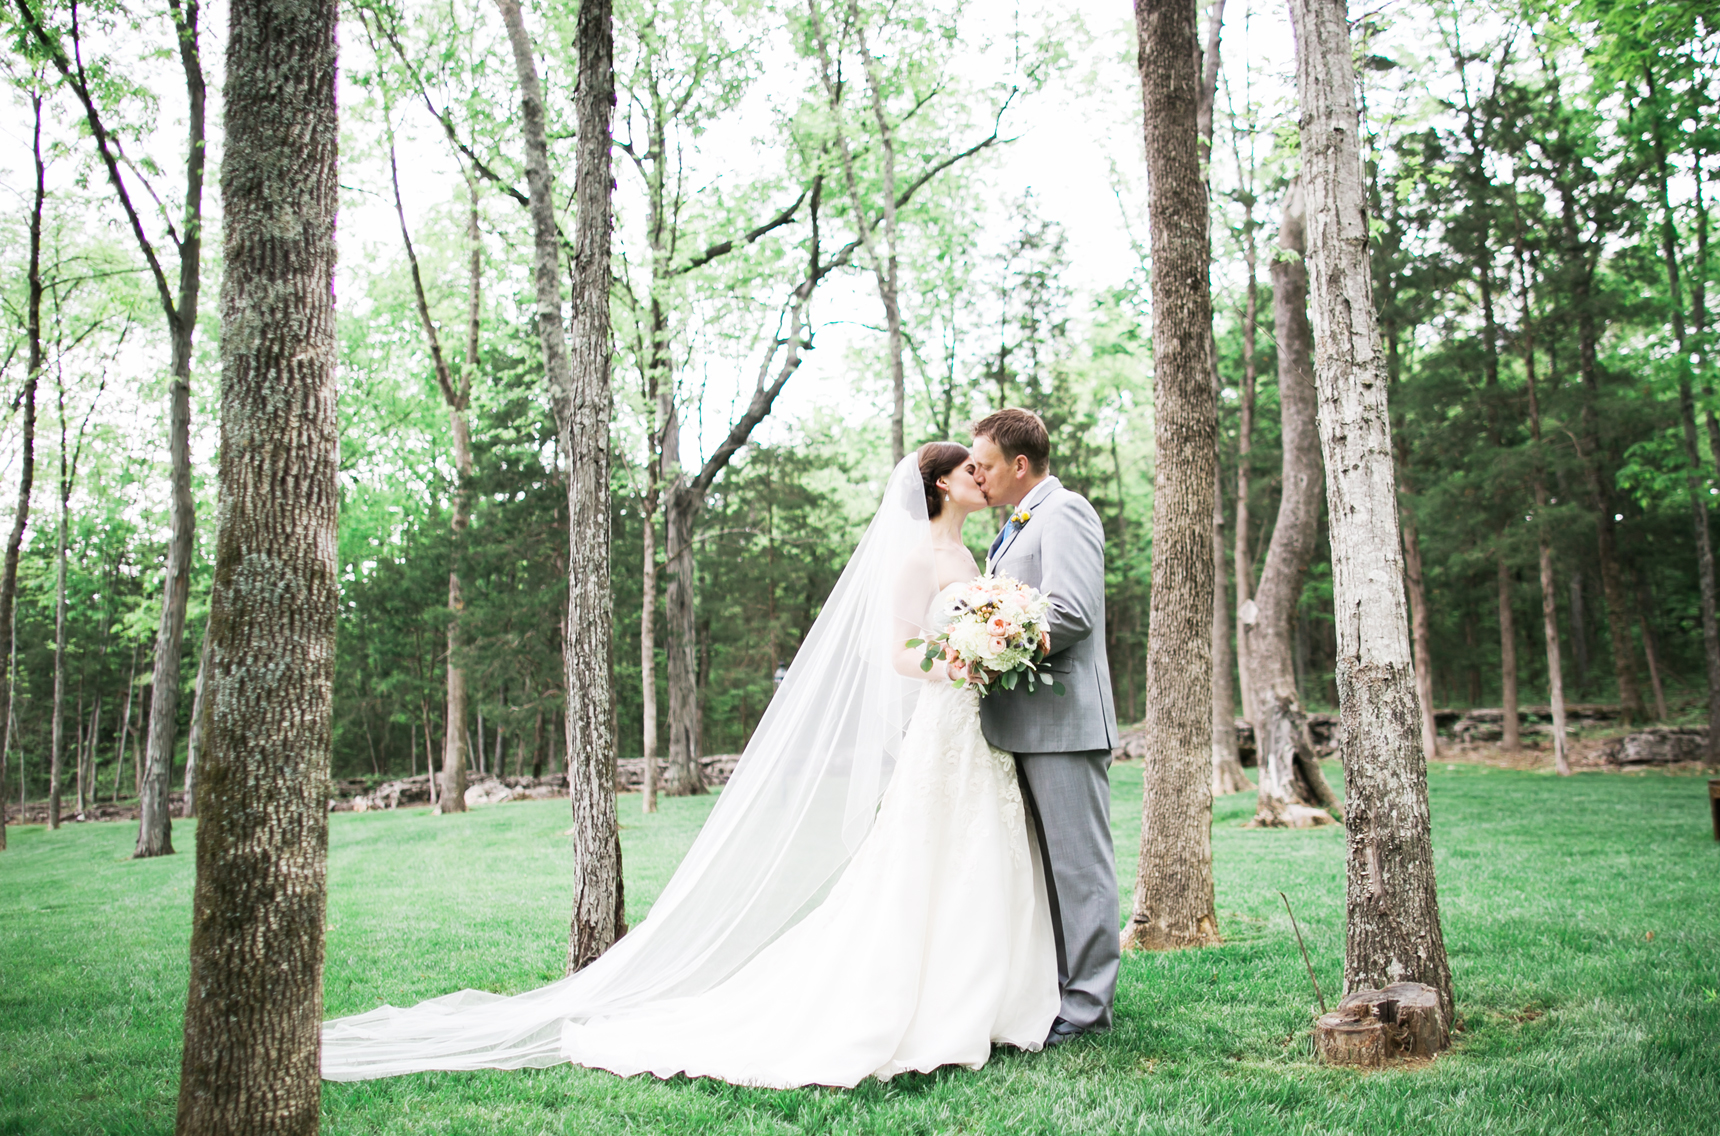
1043;1018;1084;1048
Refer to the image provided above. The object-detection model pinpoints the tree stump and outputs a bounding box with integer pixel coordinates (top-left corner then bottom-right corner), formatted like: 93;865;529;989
1314;982;1448;1066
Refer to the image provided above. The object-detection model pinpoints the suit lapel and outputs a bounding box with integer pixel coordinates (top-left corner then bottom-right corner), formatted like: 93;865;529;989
987;477;1060;573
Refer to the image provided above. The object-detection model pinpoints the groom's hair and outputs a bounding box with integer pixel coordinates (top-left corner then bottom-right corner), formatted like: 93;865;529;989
971;408;1049;474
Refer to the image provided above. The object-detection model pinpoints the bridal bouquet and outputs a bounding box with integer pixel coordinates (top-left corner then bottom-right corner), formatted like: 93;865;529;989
908;574;1066;696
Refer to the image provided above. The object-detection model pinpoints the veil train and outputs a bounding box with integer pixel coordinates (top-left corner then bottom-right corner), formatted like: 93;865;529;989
322;454;938;1080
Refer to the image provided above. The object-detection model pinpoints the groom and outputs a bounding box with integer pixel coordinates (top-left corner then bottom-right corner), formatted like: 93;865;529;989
970;408;1120;1048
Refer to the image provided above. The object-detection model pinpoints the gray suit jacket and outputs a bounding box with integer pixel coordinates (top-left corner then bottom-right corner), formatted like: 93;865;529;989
978;476;1119;754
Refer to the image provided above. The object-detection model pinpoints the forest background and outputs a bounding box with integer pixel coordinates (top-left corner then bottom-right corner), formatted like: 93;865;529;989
0;0;1714;809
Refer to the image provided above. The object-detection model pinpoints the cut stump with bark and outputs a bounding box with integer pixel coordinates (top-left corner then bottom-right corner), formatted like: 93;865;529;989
1314;982;1448;1066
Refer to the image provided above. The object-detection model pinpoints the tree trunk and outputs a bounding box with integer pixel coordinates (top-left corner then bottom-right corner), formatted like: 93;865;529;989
1290;0;1453;1023
49;387;72;830
1122;0;1220;952
561;0;622;971
1401;504;1438;761
1197;0;1245;798
1515;222;1570;775
377;84;478;812
1246;179;1339;828
496;0;624;967
174;0;339;1121
113;644;139;802
663;488;705;795
640;500;659;812
135;372;191;856
1497;554;1520;749
135;0;207;860
0;89;45;850
1212;464;1249;795
1566;569;1589;696
1233;200;1259;728
1636;574;1669;722
850;3;906;465
181;626;209;817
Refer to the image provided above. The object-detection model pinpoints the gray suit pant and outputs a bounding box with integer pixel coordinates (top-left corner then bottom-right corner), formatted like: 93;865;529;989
1016;748;1119;1031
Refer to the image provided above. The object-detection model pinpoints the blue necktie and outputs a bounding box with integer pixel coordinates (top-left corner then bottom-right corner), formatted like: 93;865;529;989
989;518;1018;562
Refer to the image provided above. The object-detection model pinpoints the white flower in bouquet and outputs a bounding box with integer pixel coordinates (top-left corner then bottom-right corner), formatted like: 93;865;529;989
906;574;1064;696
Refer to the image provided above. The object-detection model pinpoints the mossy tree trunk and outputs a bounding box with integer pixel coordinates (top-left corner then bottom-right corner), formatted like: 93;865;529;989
173;0;340;1123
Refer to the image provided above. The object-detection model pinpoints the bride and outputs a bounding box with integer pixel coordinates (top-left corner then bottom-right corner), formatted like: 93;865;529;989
322;445;1059;1088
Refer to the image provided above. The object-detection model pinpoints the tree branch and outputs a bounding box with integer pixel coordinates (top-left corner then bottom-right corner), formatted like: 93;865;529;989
668;188;809;277
15;0;179;332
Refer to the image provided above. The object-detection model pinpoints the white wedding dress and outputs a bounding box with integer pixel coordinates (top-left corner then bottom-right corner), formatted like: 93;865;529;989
561;586;1058;1088
322;457;1056;1088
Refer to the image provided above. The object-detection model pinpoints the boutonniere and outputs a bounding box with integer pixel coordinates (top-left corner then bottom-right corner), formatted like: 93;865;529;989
1011;508;1033;526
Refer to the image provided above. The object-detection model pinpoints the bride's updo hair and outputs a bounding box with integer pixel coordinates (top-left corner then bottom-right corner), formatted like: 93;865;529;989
918;442;969;519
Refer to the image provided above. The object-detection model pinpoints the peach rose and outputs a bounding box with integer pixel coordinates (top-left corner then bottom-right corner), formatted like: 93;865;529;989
1040;629;1052;653
988;636;1008;654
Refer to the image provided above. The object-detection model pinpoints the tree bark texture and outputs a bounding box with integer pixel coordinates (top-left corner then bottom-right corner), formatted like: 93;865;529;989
562;0;623;973
1123;0;1220;952
1289;0;1454;1023
1246;179;1338;828
0;91;45;849
174;0;339;1124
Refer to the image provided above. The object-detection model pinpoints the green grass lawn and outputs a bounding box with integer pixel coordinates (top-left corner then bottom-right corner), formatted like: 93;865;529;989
3;763;1718;1135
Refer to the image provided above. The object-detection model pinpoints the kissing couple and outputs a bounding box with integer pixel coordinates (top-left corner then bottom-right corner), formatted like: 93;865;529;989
323;407;1122;1088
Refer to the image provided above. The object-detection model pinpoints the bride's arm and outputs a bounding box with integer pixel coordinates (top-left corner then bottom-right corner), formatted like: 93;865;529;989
888;546;959;682
893;614;949;682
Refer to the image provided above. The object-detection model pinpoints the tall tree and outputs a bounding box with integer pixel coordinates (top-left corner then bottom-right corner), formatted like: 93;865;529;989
1123;0;1220;951
1223;53;1262;731
15;0;210;859
1289;0;1453;1023
1513;214;1571;775
493;0;624;969
563;0;622;972
1198;0;1248;798
173;0;339;1123
1245;180;1339;827
0;78;45;850
364;27;483;813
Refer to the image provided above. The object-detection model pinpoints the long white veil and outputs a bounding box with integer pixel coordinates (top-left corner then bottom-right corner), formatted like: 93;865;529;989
323;453;938;1079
